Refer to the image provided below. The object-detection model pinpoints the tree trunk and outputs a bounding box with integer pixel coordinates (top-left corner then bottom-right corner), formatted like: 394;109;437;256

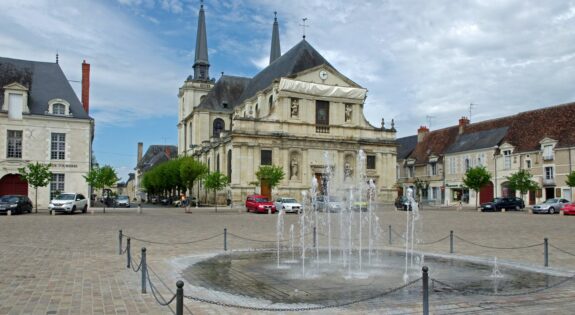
214;190;217;213
102;188;106;213
35;187;38;213
475;189;479;210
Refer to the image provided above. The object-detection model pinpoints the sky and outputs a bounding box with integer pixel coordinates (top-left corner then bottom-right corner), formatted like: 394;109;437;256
1;0;574;182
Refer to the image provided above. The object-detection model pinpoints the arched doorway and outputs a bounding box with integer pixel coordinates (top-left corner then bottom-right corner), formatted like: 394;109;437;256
500;181;516;198
0;174;28;196
480;181;494;204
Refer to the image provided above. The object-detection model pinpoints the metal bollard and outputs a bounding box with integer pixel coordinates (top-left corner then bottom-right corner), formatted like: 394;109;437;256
141;247;147;293
544;238;548;267
7;210;11;216
176;280;184;315
138;203;142;214
126;238;131;268
224;228;227;251
313;226;317;249
422;266;429;315
388;225;392;245
119;230;123;255
450;230;454;254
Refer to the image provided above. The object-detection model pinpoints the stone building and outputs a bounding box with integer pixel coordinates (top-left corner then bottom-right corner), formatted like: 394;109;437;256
0;57;94;208
177;6;397;204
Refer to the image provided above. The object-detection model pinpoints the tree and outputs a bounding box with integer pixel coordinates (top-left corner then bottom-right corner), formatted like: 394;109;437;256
507;169;540;202
413;177;430;203
566;170;575;189
202;171;228;212
255;165;285;200
18;162;52;213
180;157;208;199
83;165;119;213
462;166;492;210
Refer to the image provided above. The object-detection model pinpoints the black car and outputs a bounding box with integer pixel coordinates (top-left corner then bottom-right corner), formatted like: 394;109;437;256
394;196;412;211
0;195;33;214
480;197;525;212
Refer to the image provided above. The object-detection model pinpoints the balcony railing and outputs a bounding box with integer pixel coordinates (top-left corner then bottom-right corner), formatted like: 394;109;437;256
542;155;554;161
315;125;330;133
543;178;555;186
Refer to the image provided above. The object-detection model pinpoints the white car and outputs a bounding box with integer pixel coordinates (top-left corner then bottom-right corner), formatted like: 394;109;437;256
274;197;302;214
49;193;88;214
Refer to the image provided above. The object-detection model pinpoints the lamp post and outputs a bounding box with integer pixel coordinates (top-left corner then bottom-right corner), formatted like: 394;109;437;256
189;144;200;209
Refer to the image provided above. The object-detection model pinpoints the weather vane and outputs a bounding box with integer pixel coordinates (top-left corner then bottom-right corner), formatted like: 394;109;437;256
299;18;309;39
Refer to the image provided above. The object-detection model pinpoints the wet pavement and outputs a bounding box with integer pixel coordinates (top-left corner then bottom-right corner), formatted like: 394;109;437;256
0;205;574;314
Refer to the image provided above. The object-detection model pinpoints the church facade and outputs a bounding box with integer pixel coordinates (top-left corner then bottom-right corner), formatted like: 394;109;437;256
178;6;397;204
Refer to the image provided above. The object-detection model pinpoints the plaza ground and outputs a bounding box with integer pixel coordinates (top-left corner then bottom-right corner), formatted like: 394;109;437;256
1;205;575;314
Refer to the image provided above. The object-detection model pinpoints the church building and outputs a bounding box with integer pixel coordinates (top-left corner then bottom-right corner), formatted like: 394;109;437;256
178;5;397;204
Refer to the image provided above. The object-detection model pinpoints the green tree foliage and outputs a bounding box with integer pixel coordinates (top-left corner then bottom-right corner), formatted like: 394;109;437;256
180;157;208;195
202;171;229;212
413;177;429;203
463;166;492;209
18;162;52;213
255;165;285;199
84;165;119;212
507;169;540;201
566;170;575;188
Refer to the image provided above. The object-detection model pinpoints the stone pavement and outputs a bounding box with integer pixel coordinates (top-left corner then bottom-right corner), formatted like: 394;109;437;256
1;205;575;314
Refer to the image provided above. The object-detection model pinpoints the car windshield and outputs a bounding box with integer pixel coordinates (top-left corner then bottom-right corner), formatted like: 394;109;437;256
544;199;558;204
118;196;129;201
55;194;75;200
255;198;269;202
0;196;19;203
282;198;297;203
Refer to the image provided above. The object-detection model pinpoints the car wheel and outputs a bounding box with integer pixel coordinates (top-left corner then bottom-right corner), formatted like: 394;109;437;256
82;205;87;213
246;207;250;212
549;207;555;214
71;206;76;214
515;205;520;211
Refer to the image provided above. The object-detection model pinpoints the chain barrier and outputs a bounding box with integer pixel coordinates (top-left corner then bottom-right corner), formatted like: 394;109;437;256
123;233;223;245
146;267;178;307
454;236;544;250
418;235;450;245
130;255;143;272
431;274;575;297
549;244;575;257
121;242;129;255
183;277;421;312
390;228;406;240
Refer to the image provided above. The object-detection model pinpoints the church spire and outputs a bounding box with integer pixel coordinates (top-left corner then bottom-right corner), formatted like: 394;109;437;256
269;11;281;64
193;0;210;81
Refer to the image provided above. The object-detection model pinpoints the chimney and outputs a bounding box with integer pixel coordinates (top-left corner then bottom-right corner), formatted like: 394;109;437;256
81;60;90;114
417;125;429;143
458;116;470;134
165;146;171;159
137;142;143;164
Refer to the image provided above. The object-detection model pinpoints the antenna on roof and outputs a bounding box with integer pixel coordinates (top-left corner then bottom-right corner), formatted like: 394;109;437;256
426;115;435;129
299;18;309;39
469;103;476;121
56;52;59;64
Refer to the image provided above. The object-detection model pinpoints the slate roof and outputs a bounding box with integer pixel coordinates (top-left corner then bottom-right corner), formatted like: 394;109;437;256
236;39;332;105
396;135;418;159
137;145;178;171
196;75;250;111
445;127;509;154
0;57;90;119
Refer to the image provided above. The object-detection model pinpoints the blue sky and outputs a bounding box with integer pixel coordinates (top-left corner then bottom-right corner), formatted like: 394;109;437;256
2;0;575;182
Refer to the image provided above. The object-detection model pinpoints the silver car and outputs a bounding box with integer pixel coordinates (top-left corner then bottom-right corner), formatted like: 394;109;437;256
532;198;570;214
274;197;302;214
315;195;344;212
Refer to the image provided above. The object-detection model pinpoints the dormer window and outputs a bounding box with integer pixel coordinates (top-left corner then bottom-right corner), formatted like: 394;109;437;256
503;150;512;169
53;103;66;115
543;144;553;161
47;99;71;116
3;82;30;120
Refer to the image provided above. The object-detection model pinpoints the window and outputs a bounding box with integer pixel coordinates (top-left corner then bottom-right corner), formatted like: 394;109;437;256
543;145;553;160
449;158;456;174
503;150;512;169
8;93;23;120
216;153;220;172
7;130;23;158
52;103;66;115
51;133;66;160
429;162;437;176
464;158;470;171
261;150;272;165
477;154;483;166
432;187;440;200
366;155;376;169
50;174;65;200
396;165;400;179
268;95;273;108
227;149;232;182
406;166;414;178
315;100;330;133
526;160;532;169
545;166;554;180
213;118;225;138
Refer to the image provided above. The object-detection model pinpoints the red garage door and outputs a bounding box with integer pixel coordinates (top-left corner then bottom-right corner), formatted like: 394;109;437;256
479;181;494;204
0;174;28;196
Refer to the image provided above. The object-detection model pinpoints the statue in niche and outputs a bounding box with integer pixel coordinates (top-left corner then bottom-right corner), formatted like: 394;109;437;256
291;98;299;117
290;158;299;180
345;104;352;122
344;161;353;179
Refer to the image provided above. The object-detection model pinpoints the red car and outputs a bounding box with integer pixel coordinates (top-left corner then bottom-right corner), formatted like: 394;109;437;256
562;202;575;215
245;194;276;213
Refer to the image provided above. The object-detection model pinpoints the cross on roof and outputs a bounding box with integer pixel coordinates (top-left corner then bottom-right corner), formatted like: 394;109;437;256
299;18;309;39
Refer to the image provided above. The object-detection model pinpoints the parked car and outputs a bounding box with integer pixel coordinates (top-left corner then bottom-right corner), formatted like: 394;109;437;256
0;195;33;214
48;193;88;214
274;197;302;213
160;196;171;206
246;195;276;213
532;198;570;214
562;202;575;215
115;195;130;207
394;196;411;211
480;197;525;212
150;196;158;204
316;195;344;212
